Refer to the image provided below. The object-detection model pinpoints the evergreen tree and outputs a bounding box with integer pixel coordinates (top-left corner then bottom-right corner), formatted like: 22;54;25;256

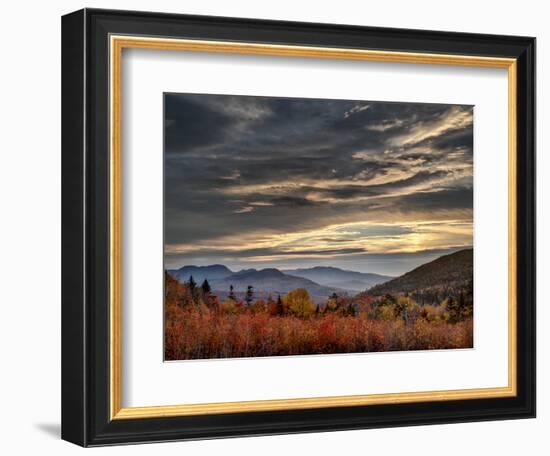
187;275;198;303
446;296;461;323
201;279;211;295
245;285;254;306
228;284;236;301
276;294;284;315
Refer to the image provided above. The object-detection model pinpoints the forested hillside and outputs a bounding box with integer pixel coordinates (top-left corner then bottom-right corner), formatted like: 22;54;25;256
368;249;473;305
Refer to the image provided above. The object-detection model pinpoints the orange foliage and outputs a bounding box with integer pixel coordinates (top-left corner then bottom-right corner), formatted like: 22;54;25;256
165;302;473;360
164;273;473;360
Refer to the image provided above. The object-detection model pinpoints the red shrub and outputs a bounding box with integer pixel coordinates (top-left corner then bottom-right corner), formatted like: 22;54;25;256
164;303;473;360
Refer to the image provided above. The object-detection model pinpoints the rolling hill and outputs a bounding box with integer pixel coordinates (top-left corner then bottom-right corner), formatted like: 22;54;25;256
367;248;473;296
284;266;392;291
211;268;339;299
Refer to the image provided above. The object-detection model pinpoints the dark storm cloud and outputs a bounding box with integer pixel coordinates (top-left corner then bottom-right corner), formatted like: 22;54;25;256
309;170;451;201
174;246;367;259
164;93;473;272
270;196;316;207
397;187;473;212
164;94;233;151
415;123;473;154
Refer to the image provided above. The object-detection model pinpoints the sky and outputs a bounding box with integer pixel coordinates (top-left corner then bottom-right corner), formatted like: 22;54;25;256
164;93;473;276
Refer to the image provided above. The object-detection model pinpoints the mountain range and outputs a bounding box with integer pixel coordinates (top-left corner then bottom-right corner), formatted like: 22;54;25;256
168;249;472;302
283;266;392;292
168;265;340;301
167;264;391;301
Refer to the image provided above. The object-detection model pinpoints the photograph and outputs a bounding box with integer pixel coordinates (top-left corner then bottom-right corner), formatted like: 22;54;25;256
164;93;474;360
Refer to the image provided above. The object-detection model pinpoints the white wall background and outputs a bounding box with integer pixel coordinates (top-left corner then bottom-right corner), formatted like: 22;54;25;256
0;0;545;454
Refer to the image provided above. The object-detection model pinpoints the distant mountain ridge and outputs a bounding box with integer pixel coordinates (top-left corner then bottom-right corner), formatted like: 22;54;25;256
284;266;392;291
168;250;472;303
367;249;473;296
168;264;233;284
167;265;342;301
211;269;338;298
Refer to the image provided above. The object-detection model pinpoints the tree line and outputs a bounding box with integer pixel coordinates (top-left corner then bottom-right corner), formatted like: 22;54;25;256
167;273;472;323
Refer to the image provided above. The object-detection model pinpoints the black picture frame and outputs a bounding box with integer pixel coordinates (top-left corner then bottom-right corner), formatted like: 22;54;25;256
62;8;536;447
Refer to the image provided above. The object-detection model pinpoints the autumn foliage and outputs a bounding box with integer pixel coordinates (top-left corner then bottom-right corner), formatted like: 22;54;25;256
164;273;473;360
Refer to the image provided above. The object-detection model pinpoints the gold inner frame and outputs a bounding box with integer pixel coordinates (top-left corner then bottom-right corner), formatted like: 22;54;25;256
109;35;518;420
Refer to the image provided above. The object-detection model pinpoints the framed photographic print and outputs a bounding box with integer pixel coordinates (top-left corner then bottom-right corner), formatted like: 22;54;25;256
61;8;536;446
